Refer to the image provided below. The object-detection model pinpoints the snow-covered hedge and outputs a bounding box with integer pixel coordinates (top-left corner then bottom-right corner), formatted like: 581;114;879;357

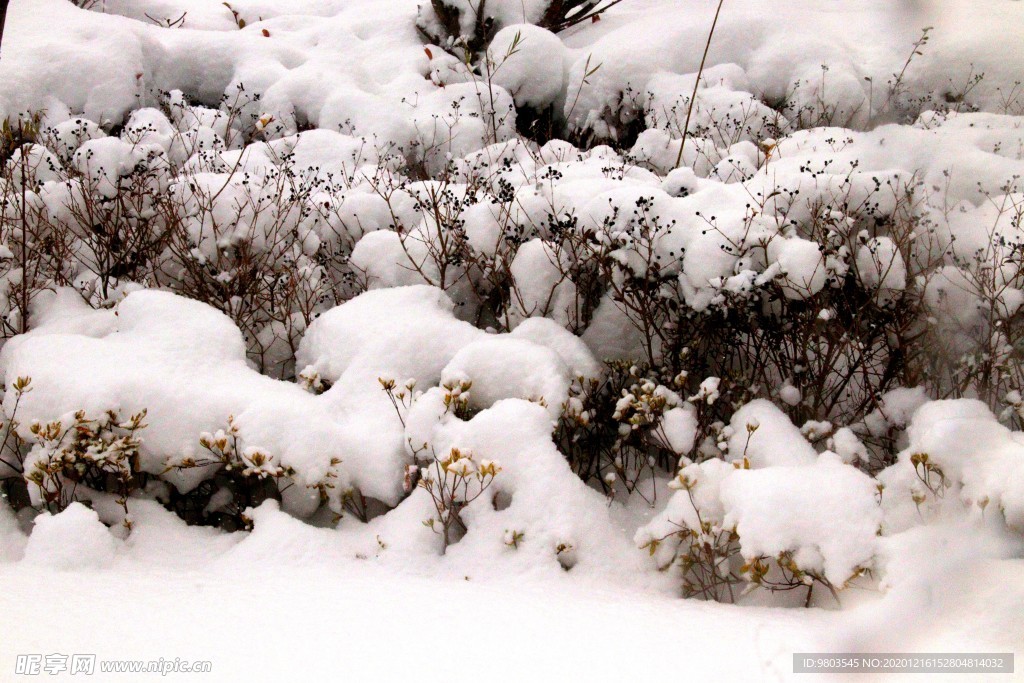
1;0;1023;608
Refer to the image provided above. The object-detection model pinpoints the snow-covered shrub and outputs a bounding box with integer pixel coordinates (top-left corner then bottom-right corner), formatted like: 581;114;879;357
0;288;384;526
879;399;1024;533
637;410;882;606
635;457;742;601
486;25;566;112
642;66;789;151
11;95;955;435
418;7;576;145
0;103;397;377
164;415;297;531
540;170;928;446
719;455;882;604
417;0;501;56
157;163;333;378
416;446;501;550
0;117;78;339
2;0;1024;613
559;8;1017;146
396;381;649;574
482;24;569;144
417;0;609;57
913;191;1024;411
3;103;1018;462
555;362;701;495
0;376;148;524
21;407;148;518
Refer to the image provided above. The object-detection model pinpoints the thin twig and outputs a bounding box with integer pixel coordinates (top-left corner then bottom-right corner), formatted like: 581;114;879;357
674;0;725;169
0;0;9;58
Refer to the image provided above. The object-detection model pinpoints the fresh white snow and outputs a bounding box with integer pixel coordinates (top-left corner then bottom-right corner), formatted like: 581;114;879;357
0;0;1023;679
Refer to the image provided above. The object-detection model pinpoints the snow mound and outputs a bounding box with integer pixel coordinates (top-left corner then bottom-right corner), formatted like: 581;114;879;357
720;454;883;586
880;400;1024;531
296;285;482;387
1;289;407;507
508;317;602;380
487;24;567;110
727;400;817;467
441;337;572;418
23;503;119;570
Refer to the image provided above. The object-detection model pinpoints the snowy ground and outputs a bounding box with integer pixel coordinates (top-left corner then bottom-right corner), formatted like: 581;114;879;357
2;501;1021;681
1;0;1024;680
2;550;1021;682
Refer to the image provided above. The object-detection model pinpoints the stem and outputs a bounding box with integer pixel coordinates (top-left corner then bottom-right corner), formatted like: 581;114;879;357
18;131;28;333
0;0;9;58
674;0;725;169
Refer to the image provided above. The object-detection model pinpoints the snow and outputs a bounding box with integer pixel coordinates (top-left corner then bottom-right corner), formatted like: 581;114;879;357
2;502;1019;682
440;337;573;417
830;427;869;465
659;405;699;456
768;236;828;300
508;317;602;380
720;454;883;587
727;400;817;468
0;501;27;563
487;25;568;110
1;289;408;506
856;235;907;292
0;0;1022;677
507;238;579;329
880;399;1024;531
296;285;481;386
22;502;119;570
0;562;822;682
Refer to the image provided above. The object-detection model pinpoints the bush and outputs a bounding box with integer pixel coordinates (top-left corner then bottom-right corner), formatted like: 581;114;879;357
416;0;619;57
0;377;147;526
2;63;1023;606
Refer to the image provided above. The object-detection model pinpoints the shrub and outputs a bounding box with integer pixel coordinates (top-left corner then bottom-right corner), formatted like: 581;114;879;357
416;0;620;57
417;446;501;551
164;416;295;530
0;377;148;525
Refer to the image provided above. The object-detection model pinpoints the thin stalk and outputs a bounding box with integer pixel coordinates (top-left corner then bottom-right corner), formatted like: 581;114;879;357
674;0;725;169
0;0;9;58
